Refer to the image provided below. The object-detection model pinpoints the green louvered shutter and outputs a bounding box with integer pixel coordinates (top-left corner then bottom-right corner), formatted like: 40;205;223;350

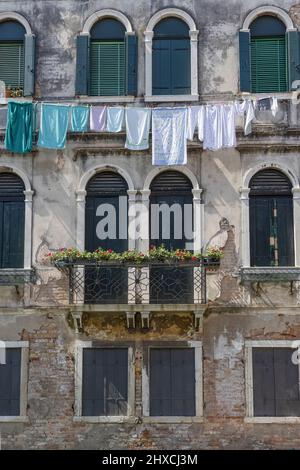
0;42;24;89
251;36;287;93
90;41;125;96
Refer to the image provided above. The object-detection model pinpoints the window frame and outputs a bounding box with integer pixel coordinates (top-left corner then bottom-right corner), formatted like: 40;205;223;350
142;341;203;423
74;341;135;423
245;340;300;423
144;8;199;102
0;340;29;423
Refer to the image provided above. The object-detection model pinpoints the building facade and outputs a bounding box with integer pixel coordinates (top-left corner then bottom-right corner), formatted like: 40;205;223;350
0;0;300;449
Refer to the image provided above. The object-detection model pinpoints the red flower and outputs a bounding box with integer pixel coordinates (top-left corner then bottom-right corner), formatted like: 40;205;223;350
107;249;113;253
191;256;197;261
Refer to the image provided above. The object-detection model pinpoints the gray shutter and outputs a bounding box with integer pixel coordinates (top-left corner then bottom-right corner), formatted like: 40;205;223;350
75;35;89;95
82;348;128;416
287;30;300;90
150;348;195;416
24;35;35;96
125;34;137;96
274;348;300;416
0;348;21;416
239;31;251;92
252;348;276;416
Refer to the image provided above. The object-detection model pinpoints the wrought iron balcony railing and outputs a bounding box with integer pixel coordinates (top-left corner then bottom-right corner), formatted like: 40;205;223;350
240;267;300;282
55;260;219;306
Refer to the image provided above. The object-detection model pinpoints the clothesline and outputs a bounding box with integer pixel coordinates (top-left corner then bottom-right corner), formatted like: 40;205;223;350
3;97;278;165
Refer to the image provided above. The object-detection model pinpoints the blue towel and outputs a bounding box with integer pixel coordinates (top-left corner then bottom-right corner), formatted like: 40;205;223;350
38;103;69;149
4;101;33;153
71;105;89;132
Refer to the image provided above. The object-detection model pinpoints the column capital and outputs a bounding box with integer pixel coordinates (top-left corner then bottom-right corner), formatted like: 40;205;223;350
127;190;138;201
144;31;154;41
240;188;250;200
140;189;151;201
189;30;199;40
76;190;87;202
192;188;203;201
292;187;300;199
23;190;34;202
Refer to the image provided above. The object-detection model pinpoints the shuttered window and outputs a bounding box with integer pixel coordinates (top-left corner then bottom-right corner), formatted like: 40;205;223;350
82;348;128;416
252;348;300;417
90;41;125;96
249;169;294;267
152;17;191;95
0;348;21;416
150;348;195;416
0;173;25;269
251;36;287;93
0;42;24;89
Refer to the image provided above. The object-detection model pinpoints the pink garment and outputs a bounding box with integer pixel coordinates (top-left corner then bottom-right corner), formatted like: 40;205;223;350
90;106;107;131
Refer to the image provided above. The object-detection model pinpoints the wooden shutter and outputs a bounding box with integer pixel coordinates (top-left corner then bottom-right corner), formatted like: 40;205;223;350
250;198;273;266
75;35;89;95
287;30;300;91
90;41;125;96
239;31;251;92
251;36;287;92
152;39;190;95
252;348;276;417
171;39;191;94
150;348;195;416
253;348;300;417
0;173;25;269
82;348;128;416
276;197;295;266
0;42;24;89
125;34;137;96
152;39;172;95
24;35;35;96
0;348;21;416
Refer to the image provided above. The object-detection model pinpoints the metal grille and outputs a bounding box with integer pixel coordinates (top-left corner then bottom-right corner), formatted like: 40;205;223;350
56;261;209;305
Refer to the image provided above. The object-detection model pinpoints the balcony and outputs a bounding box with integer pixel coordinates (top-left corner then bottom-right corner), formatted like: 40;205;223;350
240;267;300;282
0;268;36;286
55;260;219;306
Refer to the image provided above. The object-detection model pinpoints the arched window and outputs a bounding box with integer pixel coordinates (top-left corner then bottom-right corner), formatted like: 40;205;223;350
149;170;194;303
90;18;126;96
250;16;287;93
249;169;294;266
0;20;25;91
75;10;137;97
239;8;300;93
152;17;190;95
0;172;25;268
85;171;128;303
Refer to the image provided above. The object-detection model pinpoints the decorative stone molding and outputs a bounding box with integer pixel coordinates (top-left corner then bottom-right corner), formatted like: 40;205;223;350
241;6;296;32
81;9;133;35
0;12;33;35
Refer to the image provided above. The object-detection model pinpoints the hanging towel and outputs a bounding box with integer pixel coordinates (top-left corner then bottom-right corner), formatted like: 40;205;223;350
256;97;278;116
203;105;223;151
107;107;124;132
5;101;33;153
125;107;151;150
71;105;89;132
90;106;107;131
220;103;237;149
187;106;202;141
235;100;256;135
152;108;187;166
38;103;69;149
198;106;205;142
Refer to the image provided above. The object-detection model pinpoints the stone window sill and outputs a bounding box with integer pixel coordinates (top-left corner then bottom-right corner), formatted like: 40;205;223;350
0;416;29;423
142;416;204;424
145;94;199;102
245;417;300;424
73;415;138;424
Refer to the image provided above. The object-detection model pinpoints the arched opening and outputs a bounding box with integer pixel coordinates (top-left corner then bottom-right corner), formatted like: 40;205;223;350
85;171;128;303
249;169;294;266
0;172;25;268
0;20;25;91
89;18;126;96
250;15;287;93
152;17;191;95
149;170;194;303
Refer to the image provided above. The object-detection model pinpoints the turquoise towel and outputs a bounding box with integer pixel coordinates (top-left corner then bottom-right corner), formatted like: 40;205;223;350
71;106;89;132
38;103;69;149
4;101;33;154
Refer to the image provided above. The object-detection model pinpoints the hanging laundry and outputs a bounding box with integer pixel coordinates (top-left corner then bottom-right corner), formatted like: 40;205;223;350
256;97;278;116
125;107;151;150
235;100;256;136
38;103;69;149
90;106;107;131
4;101;33;153
71;105;89;132
203;105;223;151
107;107;124;132
187;106;203;141
198;106;205;142
152;108;187;165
